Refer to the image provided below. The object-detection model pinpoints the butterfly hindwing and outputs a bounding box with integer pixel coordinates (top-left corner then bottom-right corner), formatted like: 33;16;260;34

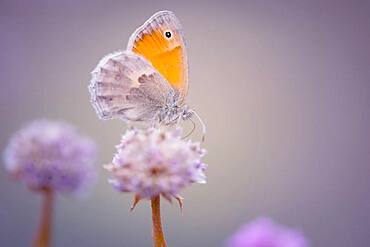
127;10;188;102
89;51;174;123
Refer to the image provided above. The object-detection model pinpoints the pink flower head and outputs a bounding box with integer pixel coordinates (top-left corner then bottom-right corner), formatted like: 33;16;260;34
227;218;309;247
3;119;97;195
105;127;207;199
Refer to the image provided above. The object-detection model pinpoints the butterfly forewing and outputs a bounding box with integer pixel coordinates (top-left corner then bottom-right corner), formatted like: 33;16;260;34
127;11;188;102
89;51;174;123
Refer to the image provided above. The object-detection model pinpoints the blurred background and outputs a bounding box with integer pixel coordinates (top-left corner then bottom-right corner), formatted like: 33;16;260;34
1;0;370;246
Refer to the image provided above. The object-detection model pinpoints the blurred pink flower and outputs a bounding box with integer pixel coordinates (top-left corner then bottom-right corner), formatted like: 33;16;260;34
227;218;309;247
105;127;207;199
3;119;97;195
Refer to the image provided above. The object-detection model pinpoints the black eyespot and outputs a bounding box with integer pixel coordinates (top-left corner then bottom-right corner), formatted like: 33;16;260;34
165;31;172;39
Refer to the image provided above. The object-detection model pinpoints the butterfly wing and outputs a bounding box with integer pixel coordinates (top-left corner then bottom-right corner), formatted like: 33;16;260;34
89;50;175;123
127;10;188;103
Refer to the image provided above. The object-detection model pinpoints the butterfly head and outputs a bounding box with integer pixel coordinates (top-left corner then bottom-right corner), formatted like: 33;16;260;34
158;100;206;142
157;92;184;125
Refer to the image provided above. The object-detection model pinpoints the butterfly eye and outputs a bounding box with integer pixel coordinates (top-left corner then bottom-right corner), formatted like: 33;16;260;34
164;30;172;39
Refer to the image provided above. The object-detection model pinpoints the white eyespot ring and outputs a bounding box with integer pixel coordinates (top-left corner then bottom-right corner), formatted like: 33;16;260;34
164;30;173;40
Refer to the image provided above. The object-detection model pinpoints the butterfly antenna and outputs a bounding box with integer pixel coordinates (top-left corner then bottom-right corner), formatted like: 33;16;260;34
191;110;206;142
182;117;196;140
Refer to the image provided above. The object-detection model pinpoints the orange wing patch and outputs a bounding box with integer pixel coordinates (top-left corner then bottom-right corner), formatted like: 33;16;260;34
132;32;184;90
127;11;188;100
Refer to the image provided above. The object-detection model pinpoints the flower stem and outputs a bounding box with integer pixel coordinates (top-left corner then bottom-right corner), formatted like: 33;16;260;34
151;196;167;247
32;189;54;247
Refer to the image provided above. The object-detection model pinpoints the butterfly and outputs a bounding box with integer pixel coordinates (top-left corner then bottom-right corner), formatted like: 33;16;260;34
89;10;205;140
